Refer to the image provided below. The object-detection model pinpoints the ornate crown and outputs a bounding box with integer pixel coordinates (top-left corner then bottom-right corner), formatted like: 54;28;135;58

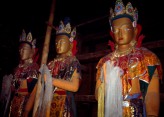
109;0;138;27
55;17;76;42
19;29;36;48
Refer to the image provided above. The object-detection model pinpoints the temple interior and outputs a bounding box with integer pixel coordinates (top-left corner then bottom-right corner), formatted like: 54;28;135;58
0;0;164;116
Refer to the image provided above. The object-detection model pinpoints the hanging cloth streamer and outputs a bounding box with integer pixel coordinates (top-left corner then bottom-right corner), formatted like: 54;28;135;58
104;60;123;117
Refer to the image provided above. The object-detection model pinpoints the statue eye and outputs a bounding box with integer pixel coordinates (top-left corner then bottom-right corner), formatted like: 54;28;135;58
112;29;119;33
124;28;132;32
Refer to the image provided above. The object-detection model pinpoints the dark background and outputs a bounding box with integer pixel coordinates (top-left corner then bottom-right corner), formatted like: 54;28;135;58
0;0;164;69
0;0;164;70
0;0;164;116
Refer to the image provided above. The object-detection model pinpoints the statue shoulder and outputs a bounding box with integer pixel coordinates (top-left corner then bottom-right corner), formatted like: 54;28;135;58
96;53;112;69
140;47;161;65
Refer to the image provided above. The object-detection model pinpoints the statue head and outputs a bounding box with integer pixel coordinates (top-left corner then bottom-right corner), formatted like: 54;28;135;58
19;29;36;61
55;17;77;57
109;0;138;49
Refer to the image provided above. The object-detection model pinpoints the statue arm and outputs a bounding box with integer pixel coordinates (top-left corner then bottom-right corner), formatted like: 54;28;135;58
23;84;37;117
95;68;102;100
52;69;80;92
145;69;160;116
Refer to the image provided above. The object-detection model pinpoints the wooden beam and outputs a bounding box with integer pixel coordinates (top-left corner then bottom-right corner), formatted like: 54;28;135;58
80;32;109;42
77;40;164;61
75;95;96;102
143;40;164;49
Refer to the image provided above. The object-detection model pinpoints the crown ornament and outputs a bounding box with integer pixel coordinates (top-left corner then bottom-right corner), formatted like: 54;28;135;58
19;29;36;48
55;17;76;42
109;0;138;27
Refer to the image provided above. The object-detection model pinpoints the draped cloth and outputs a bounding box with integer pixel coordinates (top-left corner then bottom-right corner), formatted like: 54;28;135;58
97;61;123;117
104;61;123;117
33;64;53;117
9;62;39;117
0;74;13;117
96;47;163;117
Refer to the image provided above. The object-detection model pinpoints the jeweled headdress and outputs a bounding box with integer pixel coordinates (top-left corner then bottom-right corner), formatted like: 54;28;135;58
55;17;76;42
19;29;36;48
109;0;138;27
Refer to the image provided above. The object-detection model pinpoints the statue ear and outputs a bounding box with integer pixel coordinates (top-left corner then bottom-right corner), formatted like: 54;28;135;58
69;42;73;50
30;48;35;58
134;26;138;39
32;48;39;62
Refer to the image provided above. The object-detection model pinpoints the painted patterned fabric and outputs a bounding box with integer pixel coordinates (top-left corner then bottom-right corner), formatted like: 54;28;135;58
48;56;81;117
9;62;39;117
96;47;162;116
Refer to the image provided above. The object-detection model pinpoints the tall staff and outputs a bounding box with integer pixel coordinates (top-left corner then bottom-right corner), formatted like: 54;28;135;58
33;0;56;116
41;0;55;65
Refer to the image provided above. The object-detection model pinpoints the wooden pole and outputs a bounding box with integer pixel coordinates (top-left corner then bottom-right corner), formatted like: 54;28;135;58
33;0;56;116
41;0;55;65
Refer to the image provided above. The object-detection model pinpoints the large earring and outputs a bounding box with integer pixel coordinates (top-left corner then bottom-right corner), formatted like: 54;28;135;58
66;51;72;56
115;43;118;50
28;58;33;63
130;39;137;47
111;26;113;32
132;21;137;28
66;43;73;56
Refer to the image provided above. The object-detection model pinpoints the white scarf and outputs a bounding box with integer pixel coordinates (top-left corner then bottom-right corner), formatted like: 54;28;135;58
104;60;123;117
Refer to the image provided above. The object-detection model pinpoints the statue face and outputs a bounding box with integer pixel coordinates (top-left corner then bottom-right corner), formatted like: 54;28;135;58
19;43;33;61
55;35;71;55
112;17;136;46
